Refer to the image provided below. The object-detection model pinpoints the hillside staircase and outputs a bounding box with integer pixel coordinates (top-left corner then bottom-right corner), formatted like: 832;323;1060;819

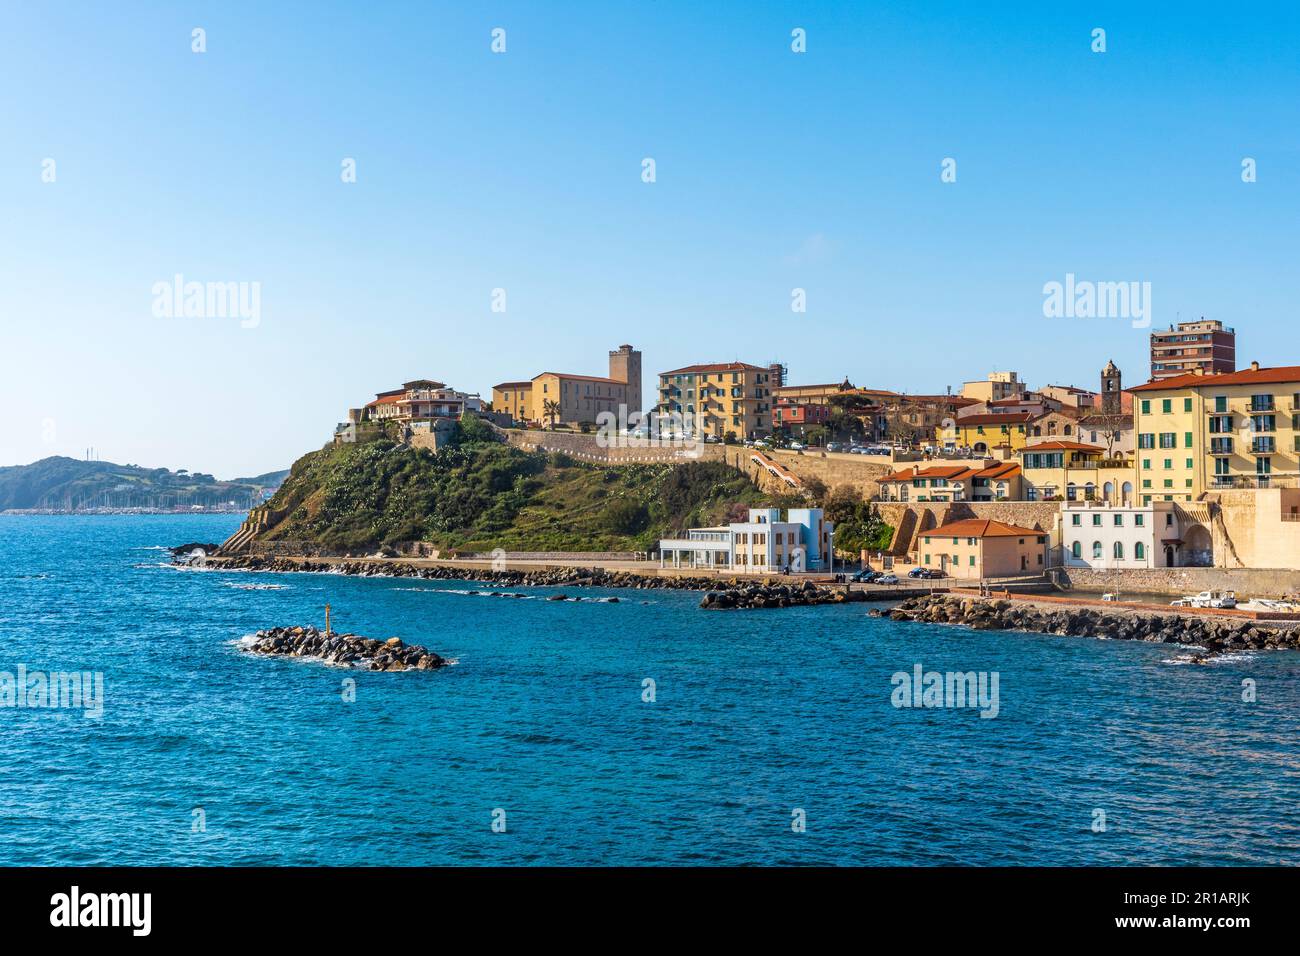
218;505;279;554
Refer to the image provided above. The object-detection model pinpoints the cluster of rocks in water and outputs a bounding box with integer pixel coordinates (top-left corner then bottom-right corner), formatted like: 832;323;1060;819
197;553;739;591
878;594;1300;660
700;580;862;610
245;625;447;671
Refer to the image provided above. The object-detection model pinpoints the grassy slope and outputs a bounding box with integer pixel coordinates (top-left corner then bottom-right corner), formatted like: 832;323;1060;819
256;424;793;553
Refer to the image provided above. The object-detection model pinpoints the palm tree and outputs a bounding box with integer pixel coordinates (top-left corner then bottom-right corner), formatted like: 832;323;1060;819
543;399;561;430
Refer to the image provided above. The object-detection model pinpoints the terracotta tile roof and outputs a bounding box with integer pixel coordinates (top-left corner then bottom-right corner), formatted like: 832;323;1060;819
925;518;1045;538
660;361;768;375
973;462;1021;479
879;463;1021;483
493;381;533;391
1130;365;1300;391
534;372;626;385
365;391;404;407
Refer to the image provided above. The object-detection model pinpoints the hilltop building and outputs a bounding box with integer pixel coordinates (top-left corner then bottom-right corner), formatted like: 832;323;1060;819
656;361;783;441
492;344;642;428
1150;318;1236;380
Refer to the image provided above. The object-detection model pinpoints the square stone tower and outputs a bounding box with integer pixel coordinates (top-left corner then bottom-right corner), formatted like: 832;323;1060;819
609;344;642;415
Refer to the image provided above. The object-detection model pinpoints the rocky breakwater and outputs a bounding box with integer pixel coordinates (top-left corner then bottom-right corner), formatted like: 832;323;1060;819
197;552;726;591
878;594;1300;660
700;580;861;610
244;626;447;671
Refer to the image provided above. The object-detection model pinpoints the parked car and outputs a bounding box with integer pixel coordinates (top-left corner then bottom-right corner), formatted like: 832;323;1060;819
703;435;721;443
826;442;844;453
851;568;879;583
908;567;927;578
789;442;805;451
876;574;899;585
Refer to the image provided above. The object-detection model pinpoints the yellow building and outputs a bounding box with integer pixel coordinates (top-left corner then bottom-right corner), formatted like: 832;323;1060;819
657;362;781;441
1016;440;1137;504
941;412;1035;454
918;518;1048;579
494;344;642;427
960;371;1027;403
1130;363;1300;504
491;381;532;424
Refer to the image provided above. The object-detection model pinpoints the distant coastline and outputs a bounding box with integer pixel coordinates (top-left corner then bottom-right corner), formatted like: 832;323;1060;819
3;508;250;516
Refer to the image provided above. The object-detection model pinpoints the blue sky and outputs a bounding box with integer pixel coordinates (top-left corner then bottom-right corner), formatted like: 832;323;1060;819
2;1;1298;476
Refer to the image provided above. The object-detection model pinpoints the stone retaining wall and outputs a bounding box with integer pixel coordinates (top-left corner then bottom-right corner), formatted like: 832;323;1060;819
1056;566;1300;600
501;428;726;464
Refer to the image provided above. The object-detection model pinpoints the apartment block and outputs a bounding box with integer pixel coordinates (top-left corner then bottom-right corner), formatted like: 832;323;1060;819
656;361;783;441
1131;362;1300;503
1150;319;1236;380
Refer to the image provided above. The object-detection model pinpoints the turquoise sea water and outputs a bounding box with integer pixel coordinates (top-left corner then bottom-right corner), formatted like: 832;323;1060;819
1;514;1297;866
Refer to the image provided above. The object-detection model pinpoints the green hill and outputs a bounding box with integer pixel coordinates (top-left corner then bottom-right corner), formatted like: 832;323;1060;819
0;457;288;512
252;418;795;553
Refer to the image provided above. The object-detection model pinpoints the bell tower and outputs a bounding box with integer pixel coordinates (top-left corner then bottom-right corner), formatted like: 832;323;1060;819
1101;360;1122;415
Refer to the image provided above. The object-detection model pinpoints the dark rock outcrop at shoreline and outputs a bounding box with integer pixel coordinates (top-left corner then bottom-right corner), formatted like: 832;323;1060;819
878;594;1300;659
244;626;447;671
700;580;860;610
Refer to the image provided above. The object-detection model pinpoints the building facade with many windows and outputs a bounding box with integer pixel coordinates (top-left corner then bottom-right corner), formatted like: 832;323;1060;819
656;361;782;441
1131;363;1300;503
1149;318;1236;380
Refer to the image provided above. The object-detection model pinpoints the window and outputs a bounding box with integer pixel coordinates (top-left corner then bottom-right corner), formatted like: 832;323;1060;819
1159;433;1176;449
1141;400;1151;414
1184;432;1193;448
1134;514;1145;526
1071;514;1081;526
1114;541;1124;559
1163;459;1172;470
1162;399;1172;414
1138;433;1155;449
969;555;976;566
1092;541;1103;559
1092;514;1102;526
1214;395;1227;412
1071;541;1082;559
1135;542;1145;560
1113;514;1123;526
1184;398;1193;412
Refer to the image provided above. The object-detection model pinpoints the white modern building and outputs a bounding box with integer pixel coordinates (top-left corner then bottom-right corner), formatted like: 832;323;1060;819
1058;500;1195;569
658;508;834;572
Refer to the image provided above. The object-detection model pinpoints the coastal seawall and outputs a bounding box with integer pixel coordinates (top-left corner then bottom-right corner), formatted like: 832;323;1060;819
882;593;1300;659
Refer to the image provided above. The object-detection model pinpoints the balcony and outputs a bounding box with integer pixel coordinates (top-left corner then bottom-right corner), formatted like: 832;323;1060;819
1251;439;1277;455
1248;401;1276;412
1211;474;1300;490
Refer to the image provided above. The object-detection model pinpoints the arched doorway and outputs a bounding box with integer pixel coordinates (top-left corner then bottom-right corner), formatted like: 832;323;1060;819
1182;525;1213;567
